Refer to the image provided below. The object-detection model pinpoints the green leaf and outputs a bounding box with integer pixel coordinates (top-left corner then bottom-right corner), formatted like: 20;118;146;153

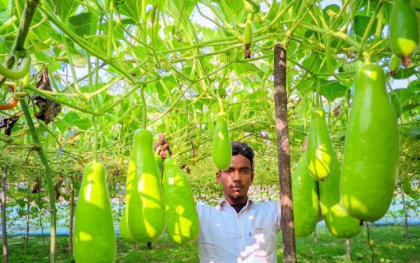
402;103;420;113
394;88;414;106
119;0;142;22
409;127;420;139
353;15;377;38
55;0;79;22
68;12;99;37
393;66;418;79
408;80;420;92
318;79;348;102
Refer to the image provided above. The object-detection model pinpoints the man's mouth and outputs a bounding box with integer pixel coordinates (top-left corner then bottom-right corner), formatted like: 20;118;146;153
231;185;243;191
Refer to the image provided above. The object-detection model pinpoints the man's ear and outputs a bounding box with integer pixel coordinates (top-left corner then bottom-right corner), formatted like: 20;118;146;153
216;171;222;183
251;172;254;183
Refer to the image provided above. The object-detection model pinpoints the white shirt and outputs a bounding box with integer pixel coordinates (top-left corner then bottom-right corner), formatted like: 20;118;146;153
196;198;281;263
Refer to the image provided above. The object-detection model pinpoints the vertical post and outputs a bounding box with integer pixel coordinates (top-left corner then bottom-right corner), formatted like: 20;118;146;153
2;164;9;263
274;43;297;263
400;185;409;240
346;238;351;259
25;181;30;254
69;177;75;253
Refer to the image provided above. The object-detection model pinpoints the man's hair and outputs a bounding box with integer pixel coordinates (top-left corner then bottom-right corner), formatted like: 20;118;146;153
231;141;254;170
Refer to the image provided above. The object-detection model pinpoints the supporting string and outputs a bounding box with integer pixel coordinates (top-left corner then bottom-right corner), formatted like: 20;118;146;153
365;221;375;263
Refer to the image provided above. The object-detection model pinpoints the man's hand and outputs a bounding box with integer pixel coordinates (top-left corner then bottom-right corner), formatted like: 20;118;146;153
154;133;172;159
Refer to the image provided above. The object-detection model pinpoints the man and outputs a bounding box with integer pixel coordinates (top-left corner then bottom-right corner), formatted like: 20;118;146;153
155;134;281;263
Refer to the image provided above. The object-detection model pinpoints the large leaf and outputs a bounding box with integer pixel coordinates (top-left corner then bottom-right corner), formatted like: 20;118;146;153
393;88;415;106
353;15;377;39
393;66;418;79
55;0;79;22
68;12;98;37
119;0;143;22
318;79;348;102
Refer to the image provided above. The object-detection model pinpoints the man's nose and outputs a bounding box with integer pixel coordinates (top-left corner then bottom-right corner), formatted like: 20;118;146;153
231;170;242;181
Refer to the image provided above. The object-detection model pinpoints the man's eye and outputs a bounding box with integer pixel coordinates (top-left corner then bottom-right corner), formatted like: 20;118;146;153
241;169;250;174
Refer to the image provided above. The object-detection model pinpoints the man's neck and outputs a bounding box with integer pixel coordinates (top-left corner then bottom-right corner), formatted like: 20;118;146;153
225;196;248;206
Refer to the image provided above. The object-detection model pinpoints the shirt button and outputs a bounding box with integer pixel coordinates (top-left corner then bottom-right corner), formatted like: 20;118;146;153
239;234;243;238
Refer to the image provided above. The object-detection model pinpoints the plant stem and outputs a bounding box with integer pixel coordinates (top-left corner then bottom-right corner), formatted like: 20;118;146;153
20;98;56;263
357;0;384;59
107;0;114;60
91;116;98;162
0;0;39;86
140;86;147;129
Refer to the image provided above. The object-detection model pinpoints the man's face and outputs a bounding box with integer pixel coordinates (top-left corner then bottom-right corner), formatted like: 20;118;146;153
216;154;254;205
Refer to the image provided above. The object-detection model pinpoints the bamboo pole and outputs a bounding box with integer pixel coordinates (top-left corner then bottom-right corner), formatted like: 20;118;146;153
346;238;350;259
274;43;297;263
25;181;30;254
69;177;75;253
400;185;409;240
2;164;9;263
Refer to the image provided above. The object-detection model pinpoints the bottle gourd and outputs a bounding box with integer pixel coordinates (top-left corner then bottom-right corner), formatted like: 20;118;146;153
389;0;419;67
120;208;136;243
162;154;200;244
306;107;335;181
319;155;362;238
212;112;232;171
292;151;318;237
341;64;399;222
125;129;166;242
74;162;116;263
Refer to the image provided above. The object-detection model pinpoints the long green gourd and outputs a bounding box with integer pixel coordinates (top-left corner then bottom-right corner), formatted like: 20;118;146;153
389;0;419;66
125;129;166;242
319;154;362;238
162;153;199;244
120;208;136;243
341;64;399;222
306;107;335;181
292;151;318;237
212;112;232;171
74;162;116;263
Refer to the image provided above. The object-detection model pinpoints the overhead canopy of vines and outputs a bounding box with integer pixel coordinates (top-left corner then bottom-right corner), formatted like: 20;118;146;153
0;0;419;183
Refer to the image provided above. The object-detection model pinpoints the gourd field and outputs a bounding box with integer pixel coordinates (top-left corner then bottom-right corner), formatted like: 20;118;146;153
1;0;420;262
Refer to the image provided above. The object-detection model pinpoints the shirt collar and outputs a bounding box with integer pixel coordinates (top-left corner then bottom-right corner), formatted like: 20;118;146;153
217;197;255;210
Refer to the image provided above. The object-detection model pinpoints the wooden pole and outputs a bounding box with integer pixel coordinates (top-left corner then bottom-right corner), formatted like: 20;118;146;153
400;185;409;240
25;181;30;254
2;165;9;263
346;238;351;259
274;43;297;263
69;177;75;253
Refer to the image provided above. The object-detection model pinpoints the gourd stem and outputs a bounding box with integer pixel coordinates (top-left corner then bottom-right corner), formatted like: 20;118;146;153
374;7;384;44
217;59;229;113
363;51;371;65
140;86;147;129
91;116;98;162
315;78;321;108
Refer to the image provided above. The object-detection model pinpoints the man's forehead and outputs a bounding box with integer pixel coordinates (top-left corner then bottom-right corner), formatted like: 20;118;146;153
230;154;251;167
